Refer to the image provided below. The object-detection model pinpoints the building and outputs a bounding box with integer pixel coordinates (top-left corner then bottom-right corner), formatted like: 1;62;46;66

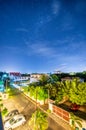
30;73;44;83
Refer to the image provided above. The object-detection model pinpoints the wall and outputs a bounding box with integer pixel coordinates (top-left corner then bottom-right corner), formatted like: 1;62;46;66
52;104;70;123
49;103;86;130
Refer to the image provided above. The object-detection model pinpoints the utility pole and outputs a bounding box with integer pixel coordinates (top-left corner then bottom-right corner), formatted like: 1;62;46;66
35;90;38;110
34;90;38;130
48;89;49;107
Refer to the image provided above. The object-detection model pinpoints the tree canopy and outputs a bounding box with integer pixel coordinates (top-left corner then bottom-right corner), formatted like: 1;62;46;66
55;78;86;105
29;110;48;130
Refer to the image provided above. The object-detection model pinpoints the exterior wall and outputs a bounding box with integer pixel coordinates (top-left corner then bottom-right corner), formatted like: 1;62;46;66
80;120;86;130
1;93;8;100
30;74;42;78
61;77;72;81
9;72;21;81
52;104;70;123
49;103;86;129
49;103;53;112
26;92;48;105
30;77;39;83
49;99;55;112
30;73;42;83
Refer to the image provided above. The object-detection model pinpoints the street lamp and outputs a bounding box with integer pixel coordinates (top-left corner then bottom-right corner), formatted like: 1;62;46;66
5;79;10;92
6;79;8;92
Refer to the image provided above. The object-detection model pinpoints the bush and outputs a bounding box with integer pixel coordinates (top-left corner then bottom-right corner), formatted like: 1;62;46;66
1;107;8;117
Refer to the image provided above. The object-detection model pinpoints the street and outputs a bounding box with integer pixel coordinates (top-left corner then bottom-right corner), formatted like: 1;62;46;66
3;92;66;130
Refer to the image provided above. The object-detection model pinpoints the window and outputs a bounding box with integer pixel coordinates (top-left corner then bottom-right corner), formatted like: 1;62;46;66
18;118;22;121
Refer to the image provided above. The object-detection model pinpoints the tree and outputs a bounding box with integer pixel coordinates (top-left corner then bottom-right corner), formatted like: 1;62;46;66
0;95;8;117
45;82;59;100
70;112;82;130
55;80;71;103
55;78;86;105
45;83;53;98
0;96;3;111
48;74;59;83
29;110;48;130
39;74;49;85
29;86;35;97
69;82;86;105
35;86;48;101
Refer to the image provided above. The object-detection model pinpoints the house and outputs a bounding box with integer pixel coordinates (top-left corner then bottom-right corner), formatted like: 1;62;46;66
61;77;72;81
30;73;44;83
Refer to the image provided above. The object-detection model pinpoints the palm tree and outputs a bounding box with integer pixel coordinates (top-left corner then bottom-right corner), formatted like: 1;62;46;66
70;112;82;130
29;110;48;130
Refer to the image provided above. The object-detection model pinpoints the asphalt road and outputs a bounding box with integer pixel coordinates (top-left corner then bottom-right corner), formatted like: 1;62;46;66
3;92;66;130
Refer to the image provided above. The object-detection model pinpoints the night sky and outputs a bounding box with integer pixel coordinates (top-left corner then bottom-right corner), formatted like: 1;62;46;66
0;0;86;73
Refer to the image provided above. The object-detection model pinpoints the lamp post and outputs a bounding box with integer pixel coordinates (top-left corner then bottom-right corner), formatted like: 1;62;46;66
6;79;8;92
5;79;9;92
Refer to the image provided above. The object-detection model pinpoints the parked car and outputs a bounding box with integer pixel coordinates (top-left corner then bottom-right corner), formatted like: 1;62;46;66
70;103;80;111
4;114;26;130
4;109;19;122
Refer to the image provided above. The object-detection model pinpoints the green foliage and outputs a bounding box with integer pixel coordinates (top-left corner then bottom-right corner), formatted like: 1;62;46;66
0;93;8;117
49;74;59;83
45;82;59;100
29;86;35;97
70;112;82;129
69;82;86;105
0;103;3;108
29;110;48;130
7;88;18;96
47;109;51;113
55;92;63;103
32;86;48;100
37;87;48;100
0;95;2;101
1;107;8;117
28;77;86;105
0;95;3;109
22;86;29;93
28;84;48;101
55;78;86;105
39;74;49;85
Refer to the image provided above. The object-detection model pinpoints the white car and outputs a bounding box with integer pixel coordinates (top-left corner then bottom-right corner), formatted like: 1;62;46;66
4;109;19;122
4;114;26;130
